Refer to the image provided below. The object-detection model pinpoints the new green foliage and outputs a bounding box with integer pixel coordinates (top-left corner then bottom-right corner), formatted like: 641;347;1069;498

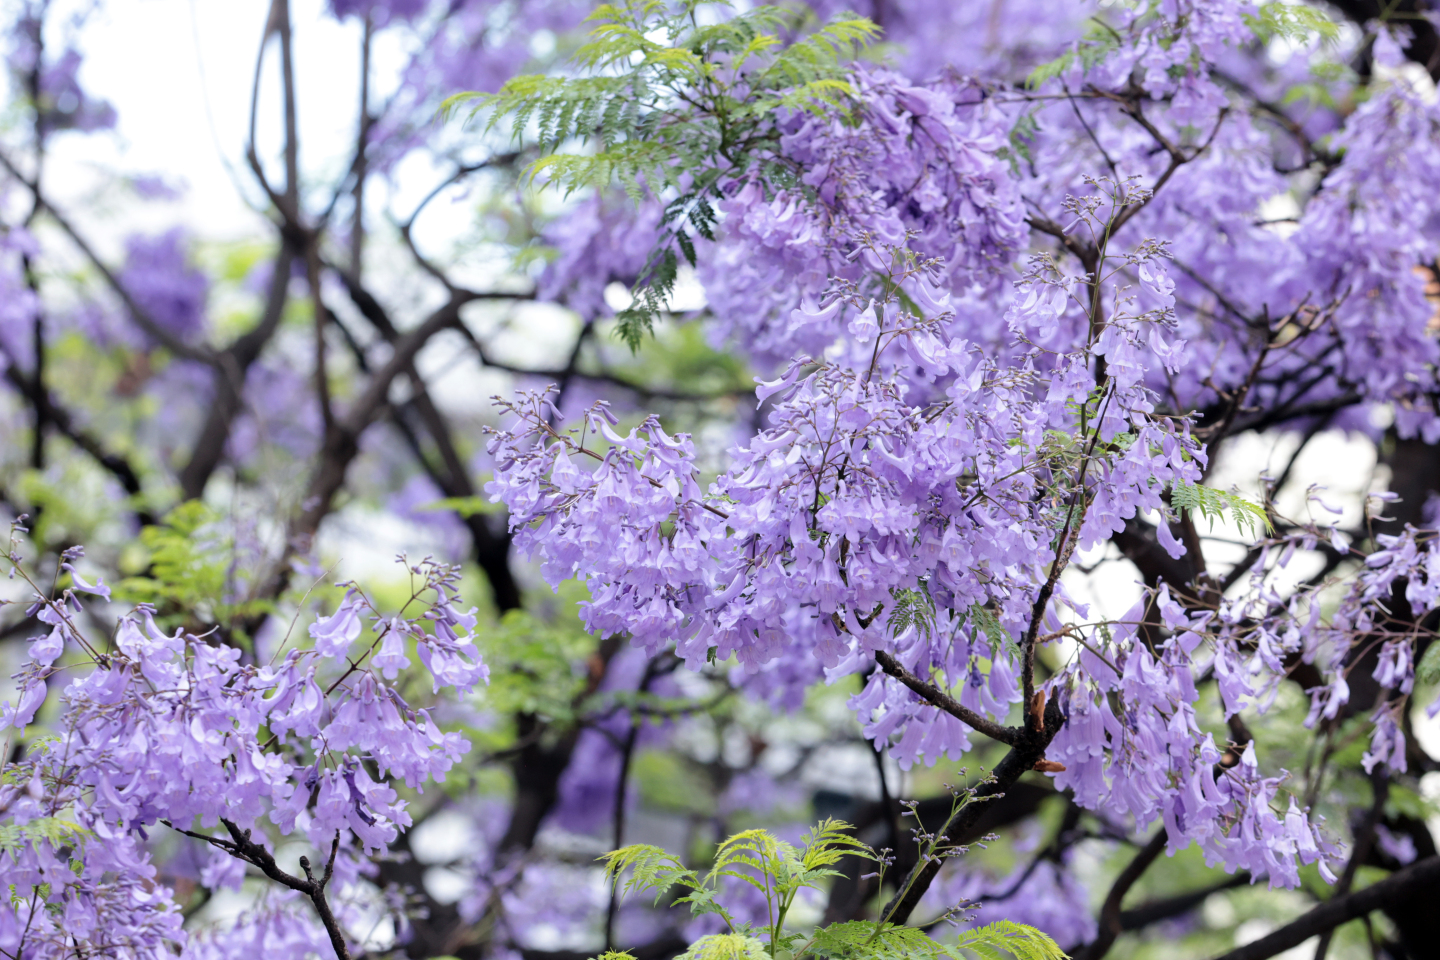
887;585;937;640
1170;480;1271;537
1026;2;1337;92
1243;2;1340;44
446;0;878;349
810;919;1066;960
116;501;270;631
597;819;1067;960
0;817;87;857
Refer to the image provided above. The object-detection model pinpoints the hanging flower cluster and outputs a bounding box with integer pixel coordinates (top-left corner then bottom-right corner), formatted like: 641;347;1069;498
0;537;485;958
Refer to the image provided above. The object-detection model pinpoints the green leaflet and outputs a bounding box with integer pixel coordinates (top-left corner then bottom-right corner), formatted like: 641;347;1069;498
418;495;507;518
967;603;1021;662
1025;18;1122;89
951;922;1068;960
1028;3;1337;92
680;935;771;960
1417;640;1440;686
594;820;1065;960
1170;480;1271;537
115;501;272;636
0;817;89;856
1243;2;1339;44
887;586;937;640
445;0;879;350
810;920;1065;960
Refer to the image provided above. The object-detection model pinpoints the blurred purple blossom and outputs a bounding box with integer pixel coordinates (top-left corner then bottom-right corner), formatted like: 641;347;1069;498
120;229;208;345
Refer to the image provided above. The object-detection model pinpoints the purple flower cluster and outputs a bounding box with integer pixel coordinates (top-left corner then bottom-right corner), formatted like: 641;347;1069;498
120;229;210;345
488;235;1200;760
0;223;40;372
0;549;486;957
700;69;1027;366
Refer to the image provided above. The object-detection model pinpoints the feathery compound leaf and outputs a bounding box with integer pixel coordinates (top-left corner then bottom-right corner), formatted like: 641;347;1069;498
759;17;878;88
967;603;1020;661
449;0;877;349
950;921;1068;960
593;824;1058;960
887;586;937;639
1244;2;1339;43
677;934;770;960
601;843;698;904
811;921;948;960
1417;640;1440;685
0;817;89;856
799;818;872;869
1171;481;1271;537
1025;18;1122;88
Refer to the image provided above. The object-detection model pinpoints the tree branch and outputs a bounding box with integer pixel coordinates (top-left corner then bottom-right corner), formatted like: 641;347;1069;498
178;242;296;500
873;650;1020;746
2;366;157;526
329;268;522;611
0;148;215;364
167;819;351;959
876;697;1065;925
1207;856;1440;960
1073;828;1168;960
1119;872;1252;931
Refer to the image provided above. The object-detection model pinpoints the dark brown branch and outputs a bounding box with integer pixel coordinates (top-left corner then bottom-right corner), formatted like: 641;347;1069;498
2;366;156;526
1326;0;1440;79
877;696;1065;925
1073;829;1168;960
1312;774;1387;960
1208;855;1440;960
166;819;350;959
307;246;337;436
275;0;300;220
448;316;745;402
604;656;664;950
0;148;214;364
329;268;521;611
1025;213;1099;273
182;0;311;499
350;14;373;278
873;650;1020;746
252;292;479;603
1228;391;1361;436
178;243;296;500
1119;872;1253;931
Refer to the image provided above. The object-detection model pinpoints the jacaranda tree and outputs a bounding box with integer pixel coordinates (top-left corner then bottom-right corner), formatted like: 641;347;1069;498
2;1;1439;959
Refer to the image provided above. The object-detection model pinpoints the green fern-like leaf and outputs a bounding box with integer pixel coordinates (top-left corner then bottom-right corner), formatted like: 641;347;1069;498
677;934;770;960
950;920;1067;960
798;818;873;870
1244;2;1339;44
887;586;937;640
967;603;1020;661
449;0;876;349
1170;480;1271;537
0;817;89;857
597;824;1061;960
810;921;947;960
601;843;699;904
1416;640;1440;686
1026;18;1122;88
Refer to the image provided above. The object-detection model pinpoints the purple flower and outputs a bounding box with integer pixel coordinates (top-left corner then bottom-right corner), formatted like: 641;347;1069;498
119;229;209;344
372;619;412;679
309;589;365;658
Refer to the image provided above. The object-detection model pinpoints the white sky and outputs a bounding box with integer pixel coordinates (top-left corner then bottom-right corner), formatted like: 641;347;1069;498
48;0;445;245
